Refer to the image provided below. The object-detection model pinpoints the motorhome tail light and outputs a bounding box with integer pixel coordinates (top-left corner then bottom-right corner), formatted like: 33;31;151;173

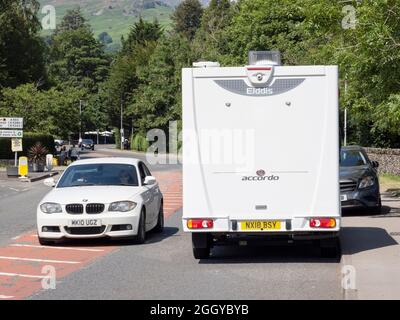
187;219;213;229
309;218;336;228
246;67;272;71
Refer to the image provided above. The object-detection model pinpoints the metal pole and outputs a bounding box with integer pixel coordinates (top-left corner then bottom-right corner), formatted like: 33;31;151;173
120;96;124;150
79;99;82;142
15;152;17;167
344;74;348;147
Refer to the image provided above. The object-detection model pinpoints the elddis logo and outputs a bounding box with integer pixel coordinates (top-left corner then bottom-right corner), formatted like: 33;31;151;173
242;169;279;181
246;87;273;95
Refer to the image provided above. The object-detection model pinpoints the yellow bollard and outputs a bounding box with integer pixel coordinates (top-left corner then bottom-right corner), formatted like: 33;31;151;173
18;156;28;177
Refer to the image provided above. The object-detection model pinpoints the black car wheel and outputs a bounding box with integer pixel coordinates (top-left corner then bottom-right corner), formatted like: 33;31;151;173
192;233;211;259
369;197;382;214
134;209;146;244
153;201;164;233
320;237;341;260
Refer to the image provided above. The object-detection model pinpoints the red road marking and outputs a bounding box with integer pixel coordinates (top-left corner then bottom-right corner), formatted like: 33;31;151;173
0;170;182;299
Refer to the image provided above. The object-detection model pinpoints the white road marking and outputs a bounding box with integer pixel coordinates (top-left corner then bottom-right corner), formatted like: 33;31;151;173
0;295;14;299
10;244;104;252
0;256;80;264
0;272;47;279
8;188;19;192
11;235;21;240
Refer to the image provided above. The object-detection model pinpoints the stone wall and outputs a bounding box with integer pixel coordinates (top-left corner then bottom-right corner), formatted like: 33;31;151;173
365;147;400;175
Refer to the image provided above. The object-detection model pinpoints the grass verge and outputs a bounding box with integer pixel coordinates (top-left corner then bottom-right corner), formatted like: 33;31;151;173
380;173;400;194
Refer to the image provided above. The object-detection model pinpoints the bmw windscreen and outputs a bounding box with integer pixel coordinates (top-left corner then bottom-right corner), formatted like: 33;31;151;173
57;164;139;187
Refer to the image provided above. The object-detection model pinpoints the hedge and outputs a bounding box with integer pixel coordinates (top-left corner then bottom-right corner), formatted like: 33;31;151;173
0;133;56;160
114;127;121;149
131;133;149;152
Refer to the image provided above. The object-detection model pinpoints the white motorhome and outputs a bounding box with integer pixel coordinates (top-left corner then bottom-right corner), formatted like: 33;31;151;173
182;52;340;259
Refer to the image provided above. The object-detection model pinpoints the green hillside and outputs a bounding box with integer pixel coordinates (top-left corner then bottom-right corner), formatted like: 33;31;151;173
38;0;177;48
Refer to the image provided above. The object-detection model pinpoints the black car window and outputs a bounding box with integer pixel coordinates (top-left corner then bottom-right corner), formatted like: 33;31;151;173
138;162;146;184
340;150;367;167
143;163;151;177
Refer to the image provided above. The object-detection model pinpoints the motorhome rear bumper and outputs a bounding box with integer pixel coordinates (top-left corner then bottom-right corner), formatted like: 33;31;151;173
182;217;341;233
192;231;339;249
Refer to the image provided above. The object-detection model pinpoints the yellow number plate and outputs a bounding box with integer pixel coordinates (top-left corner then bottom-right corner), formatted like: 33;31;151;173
241;220;281;231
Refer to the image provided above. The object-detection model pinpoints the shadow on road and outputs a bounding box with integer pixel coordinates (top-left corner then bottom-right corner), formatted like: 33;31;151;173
341;226;398;255
199;243;341;264
145;226;180;244
342;205;397;217
49;226;179;247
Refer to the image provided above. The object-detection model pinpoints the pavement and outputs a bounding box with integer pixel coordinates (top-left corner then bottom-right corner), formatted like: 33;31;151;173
0;167;60;182
341;191;400;299
0;145;398;299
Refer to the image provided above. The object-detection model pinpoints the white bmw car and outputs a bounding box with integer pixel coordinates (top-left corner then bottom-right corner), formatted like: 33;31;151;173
37;157;164;245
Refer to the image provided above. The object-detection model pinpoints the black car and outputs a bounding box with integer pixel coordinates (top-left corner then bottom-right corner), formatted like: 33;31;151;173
80;139;95;150
340;146;381;213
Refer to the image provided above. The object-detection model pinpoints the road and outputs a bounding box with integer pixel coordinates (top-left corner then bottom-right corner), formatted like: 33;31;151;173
0;146;398;300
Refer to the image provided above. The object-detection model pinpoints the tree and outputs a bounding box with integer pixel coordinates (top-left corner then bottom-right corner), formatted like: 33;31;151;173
0;83;86;138
55;7;89;34
98;32;113;45
48;10;110;92
0;0;46;88
222;0;306;65
104;18;163;128
127;35;192;134
121;18;163;54
171;0;203;40
302;0;400;147
192;0;234;61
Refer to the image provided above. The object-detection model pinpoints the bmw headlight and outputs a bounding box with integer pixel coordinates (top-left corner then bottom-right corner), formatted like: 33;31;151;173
359;176;375;189
108;201;137;212
40;202;62;214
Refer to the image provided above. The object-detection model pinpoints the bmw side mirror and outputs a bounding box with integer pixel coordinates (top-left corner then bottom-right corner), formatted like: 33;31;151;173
44;177;56;187
372;161;379;168
143;176;156;186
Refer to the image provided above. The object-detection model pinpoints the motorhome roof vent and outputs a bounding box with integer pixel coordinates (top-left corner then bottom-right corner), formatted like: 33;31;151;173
248;51;281;66
193;61;220;68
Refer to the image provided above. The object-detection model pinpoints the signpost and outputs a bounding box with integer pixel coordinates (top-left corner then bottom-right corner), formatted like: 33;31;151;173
0;130;23;138
0;117;24;167
11;138;23;166
11;138;23;152
0;117;23;129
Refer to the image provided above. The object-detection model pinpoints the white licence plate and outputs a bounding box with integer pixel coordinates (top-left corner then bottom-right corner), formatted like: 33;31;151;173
68;219;102;227
340;194;348;201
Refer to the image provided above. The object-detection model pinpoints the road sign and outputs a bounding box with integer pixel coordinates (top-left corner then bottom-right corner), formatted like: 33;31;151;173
11;138;23;152
0;130;23;138
0;117;23;129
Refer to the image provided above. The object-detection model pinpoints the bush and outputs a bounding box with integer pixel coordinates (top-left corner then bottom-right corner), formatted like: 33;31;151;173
0;133;55;160
114;128;121;149
131;133;149;152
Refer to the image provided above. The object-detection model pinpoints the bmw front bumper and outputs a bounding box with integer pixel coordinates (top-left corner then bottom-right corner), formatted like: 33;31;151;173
37;210;141;240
